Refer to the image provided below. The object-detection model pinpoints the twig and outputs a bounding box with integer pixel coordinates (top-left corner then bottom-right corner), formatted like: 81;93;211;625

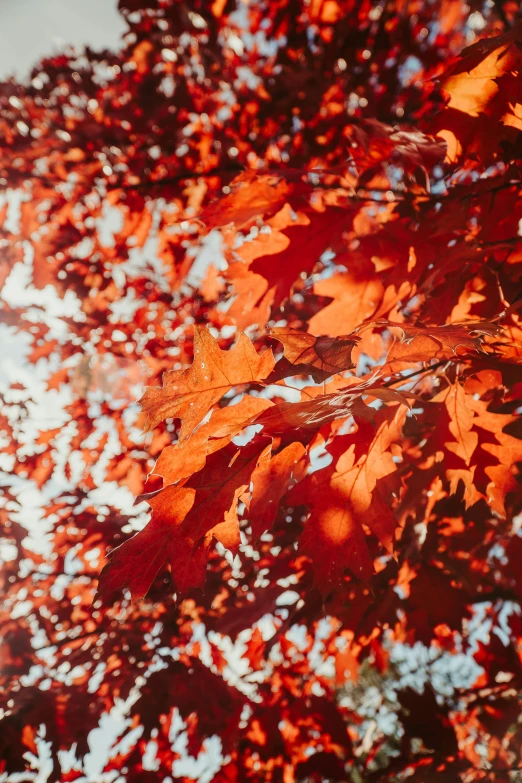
381;359;452;389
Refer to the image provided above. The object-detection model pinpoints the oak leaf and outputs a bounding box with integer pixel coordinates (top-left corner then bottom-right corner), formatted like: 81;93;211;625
293;409;406;591
444;383;478;466
153;395;272;485
248;442;307;538
96;487;198;603
140;327;275;436
431;26;522;163
231;201;353;318
98;442;268;600
254;384;411;435
197;172;291;230
377;320;500;368
309;272;384;337
268;327;359;380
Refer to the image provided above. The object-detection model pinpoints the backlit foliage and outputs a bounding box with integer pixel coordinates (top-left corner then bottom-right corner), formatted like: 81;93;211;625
2;1;522;781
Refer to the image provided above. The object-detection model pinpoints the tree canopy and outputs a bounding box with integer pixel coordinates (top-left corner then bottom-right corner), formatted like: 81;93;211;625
2;1;522;781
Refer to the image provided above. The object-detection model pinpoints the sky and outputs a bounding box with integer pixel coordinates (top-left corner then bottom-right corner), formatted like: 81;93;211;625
0;0;126;80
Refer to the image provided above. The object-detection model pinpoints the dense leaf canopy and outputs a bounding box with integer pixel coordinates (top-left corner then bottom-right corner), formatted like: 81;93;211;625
2;1;522;781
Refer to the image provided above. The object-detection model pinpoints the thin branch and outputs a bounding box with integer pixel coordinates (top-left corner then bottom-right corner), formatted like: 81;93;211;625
472;237;521;249
109;161;246;190
35;630;98;652
9;164;522;208
381;359;452;389
468;767;522;777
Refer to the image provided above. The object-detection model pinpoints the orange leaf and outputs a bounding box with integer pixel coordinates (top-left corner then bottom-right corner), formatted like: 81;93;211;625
198;172;291;230
153;396;272;485
309;273;384;337
444;383;478;466
431;26;522;163
140;327;275;436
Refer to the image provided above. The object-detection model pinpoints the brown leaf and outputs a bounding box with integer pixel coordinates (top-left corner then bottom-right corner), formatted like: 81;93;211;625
381;319;499;355
269;328;359;379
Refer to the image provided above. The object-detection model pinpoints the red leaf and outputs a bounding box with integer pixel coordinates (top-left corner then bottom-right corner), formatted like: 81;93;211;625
292;408;406;592
248;441;306;538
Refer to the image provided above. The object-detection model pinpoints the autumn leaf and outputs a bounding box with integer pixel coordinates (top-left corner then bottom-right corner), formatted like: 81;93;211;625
254;383;411;435
231;200;353;316
96;487;197;603
140;327;275;436
444;383;478;466
248;441;307;538
253;391;372;434
268;327;359;380
293;408;406;591
467;396;522;516
369;320;500;371
309;272;384;337
197;172;291;230
243;627;266;670
99;441;268;599
153;395;272;485
430;25;522;163
378;320;500;353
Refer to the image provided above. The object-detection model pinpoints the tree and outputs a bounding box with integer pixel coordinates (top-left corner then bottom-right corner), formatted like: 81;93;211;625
1;0;522;780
